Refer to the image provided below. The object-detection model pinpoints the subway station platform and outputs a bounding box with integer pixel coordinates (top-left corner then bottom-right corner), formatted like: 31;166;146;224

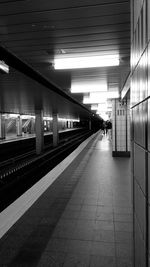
0;131;133;267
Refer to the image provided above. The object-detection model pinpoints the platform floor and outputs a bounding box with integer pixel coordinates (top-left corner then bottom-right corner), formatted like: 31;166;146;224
0;133;133;267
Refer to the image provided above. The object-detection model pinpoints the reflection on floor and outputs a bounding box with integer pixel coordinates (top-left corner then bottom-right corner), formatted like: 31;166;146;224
0;133;133;267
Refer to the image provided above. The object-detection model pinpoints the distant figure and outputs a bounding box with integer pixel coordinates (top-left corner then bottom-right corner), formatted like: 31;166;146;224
106;120;112;130
105;120;112;139
101;121;105;134
101;121;107;135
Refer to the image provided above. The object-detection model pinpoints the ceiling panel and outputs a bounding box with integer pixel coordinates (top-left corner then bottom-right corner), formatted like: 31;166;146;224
0;0;130;115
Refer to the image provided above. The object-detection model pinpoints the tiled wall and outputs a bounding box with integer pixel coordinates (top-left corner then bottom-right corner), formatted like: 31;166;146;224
131;0;149;266
112;99;130;155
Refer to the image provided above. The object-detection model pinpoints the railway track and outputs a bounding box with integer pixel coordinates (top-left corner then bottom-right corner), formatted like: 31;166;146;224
0;130;92;211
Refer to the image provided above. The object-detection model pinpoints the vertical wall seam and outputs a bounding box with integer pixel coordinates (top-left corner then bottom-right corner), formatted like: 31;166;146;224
126;99;128;152
115;99;117;151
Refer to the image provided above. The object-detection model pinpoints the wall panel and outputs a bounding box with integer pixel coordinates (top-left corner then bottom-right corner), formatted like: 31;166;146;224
134;144;146;193
131;0;149;265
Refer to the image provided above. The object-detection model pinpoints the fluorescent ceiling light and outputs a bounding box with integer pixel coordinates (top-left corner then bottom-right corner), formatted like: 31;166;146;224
96;111;106;115
107;91;119;98
71;81;107;93
83;97;107;104
91;103;112;115
83;91;119;104
97;112;109;120
91;103;112;111
97;104;112;111
90;92;119;99
54;55;119;69
97;103;108;111
0;60;9;73
91;104;98;110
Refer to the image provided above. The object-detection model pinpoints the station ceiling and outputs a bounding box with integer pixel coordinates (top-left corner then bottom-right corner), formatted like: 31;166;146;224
0;0;130;118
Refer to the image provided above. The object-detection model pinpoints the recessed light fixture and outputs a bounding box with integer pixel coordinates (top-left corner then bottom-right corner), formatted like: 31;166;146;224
71;82;107;93
91;104;98;110
54;55;119;70
83;91;119;104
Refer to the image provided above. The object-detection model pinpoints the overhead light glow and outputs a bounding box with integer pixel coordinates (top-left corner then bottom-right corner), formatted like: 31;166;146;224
54;55;119;70
71;82;107;93
83;91;119;104
97;112;109;121
0;60;9;73
91;102;112;116
97;103;108;112
91;102;112;110
90;91;119;99
83;96;107;104
91;104;98;110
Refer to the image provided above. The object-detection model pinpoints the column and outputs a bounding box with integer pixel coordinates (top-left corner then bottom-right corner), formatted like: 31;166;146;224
112;99;130;157
35;110;44;155
70;121;72;128
64;120;67;129
0;113;5;139
67;121;70;128
16;115;22;136
53;113;59;147
30;117;35;134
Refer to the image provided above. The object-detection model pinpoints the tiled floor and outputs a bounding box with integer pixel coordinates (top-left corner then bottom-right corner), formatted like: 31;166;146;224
0;133;133;267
